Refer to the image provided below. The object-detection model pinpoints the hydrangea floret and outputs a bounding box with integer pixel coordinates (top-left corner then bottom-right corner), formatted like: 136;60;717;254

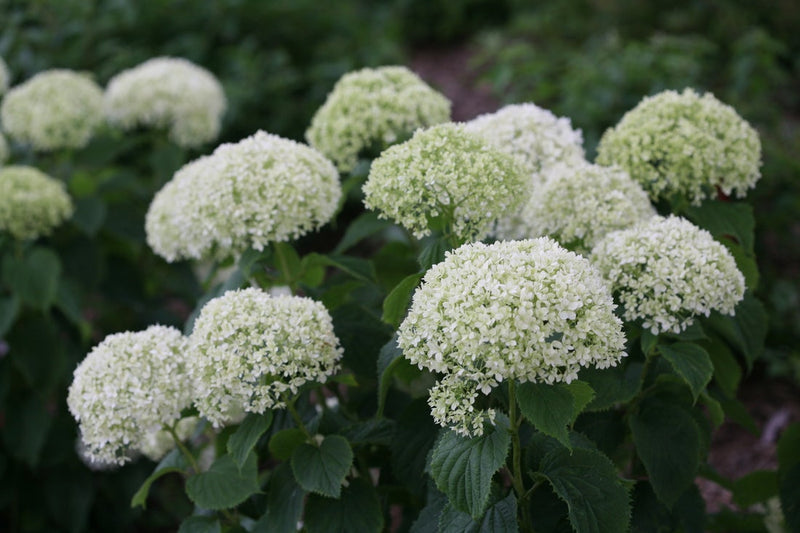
0;56;9;95
591;215;746;334
512;161;655;251
0;69;104;151
306;65;451;173
398;238;626;436
145;130;341;262
362;123;527;243
595;88;761;205
104;57;226;148
67;326;192;465
188;288;343;427
0;166;73;240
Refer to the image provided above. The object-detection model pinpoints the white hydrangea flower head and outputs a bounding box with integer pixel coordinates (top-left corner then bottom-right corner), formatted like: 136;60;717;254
510;161;656;251
189;288;343;427
104;56;226;148
0;56;9;96
596;88;761;205
398;238;626;436
139;416;199;462
67;326;192;465
0;132;8;164
363;123;528;242
0;166;73;240
464;103;585;183
591;215;746;335
0;69;104;151
146;130;341;262
306;65;451;173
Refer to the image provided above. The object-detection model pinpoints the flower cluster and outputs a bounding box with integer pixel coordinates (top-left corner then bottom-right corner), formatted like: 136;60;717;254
146;130;341;262
104;57;226;148
306;65;451;172
0;56;9;95
0;166;73;240
398;239;626;436
596;88;761;205
67;326;192;465
363;123;527;242
0;69;104;151
514;161;655;251
591;215;745;334
188;288;343;427
464;103;584;182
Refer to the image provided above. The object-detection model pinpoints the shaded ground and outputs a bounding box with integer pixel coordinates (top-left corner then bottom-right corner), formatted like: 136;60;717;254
409;44;800;513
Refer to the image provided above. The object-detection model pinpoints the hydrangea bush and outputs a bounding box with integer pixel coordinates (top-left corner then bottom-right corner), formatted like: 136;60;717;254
0;51;783;533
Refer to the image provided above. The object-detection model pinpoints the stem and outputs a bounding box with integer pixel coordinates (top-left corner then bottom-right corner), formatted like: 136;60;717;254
273;242;296;293
167;425;201;474
282;392;310;437
508;380;535;532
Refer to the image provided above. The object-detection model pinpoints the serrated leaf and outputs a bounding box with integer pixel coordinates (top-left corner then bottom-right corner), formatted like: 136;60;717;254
253;462;306;533
706;292;766;370
658;343;713;402
3;247;61;310
290;435;353;498
430;414;511;518
304;477;383;533
630;395;700;507
438;493;518;533
227;412;273;469
382;272;422;327
177;516;221;533
333;211;393;254
582;360;642;411
268;428;307;461
131;448;188;508
566;381;595;416
418;236;448;271
304;253;376;283
377;335;404;417
538;446;631;533
342;418;395;446
684;201;754;252
517;382;575;449
185;452;260;510
732;470;778;507
410;485;448;533
393;399;440;494
703;337;741;398
699;392;725;428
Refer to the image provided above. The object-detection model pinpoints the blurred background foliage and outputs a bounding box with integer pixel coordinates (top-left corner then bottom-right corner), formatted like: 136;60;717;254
0;0;798;531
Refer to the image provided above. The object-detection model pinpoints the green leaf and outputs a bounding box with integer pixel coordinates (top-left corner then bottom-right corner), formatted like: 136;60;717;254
703;337;741;398
658;343;713;402
342;418;396;446
430;414;511;518
227;412;273;470
630;395;700;507
393;399;440;494
778;422;800;471
268;428;307;461
582;360;642;411
333;211;393;254
304;477;384;533
1;393;52;468
780;462;800;533
382;272;422;327
566;381;595;417
290;435;353;498
706;292;767;370
72;196;107;236
253;462;306;533
304;253;376;283
732;470;778;507
177;516;221;533
332;303;393;377
438;493;518;533
418;236;448;271
684;201;754;252
2;247;61;310
131;448;188;509
538;446;631;533
640;329;658;356
0;295;19;336
410;485;448;533
517;382;575;449
377;335;404;417
672;484;706;533
185;452;260;510
699;391;725;428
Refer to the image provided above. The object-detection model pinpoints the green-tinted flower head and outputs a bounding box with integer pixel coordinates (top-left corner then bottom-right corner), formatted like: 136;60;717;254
1;69;104;151
105;57;226;148
363;123;528;242
398;238;626;436
189;288;343;427
0;56;9;96
591;215;745;334
146;130;341;262
306;65;451;172
509;161;655;251
67;326;192;465
596;88;761;205
0;166;73;240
